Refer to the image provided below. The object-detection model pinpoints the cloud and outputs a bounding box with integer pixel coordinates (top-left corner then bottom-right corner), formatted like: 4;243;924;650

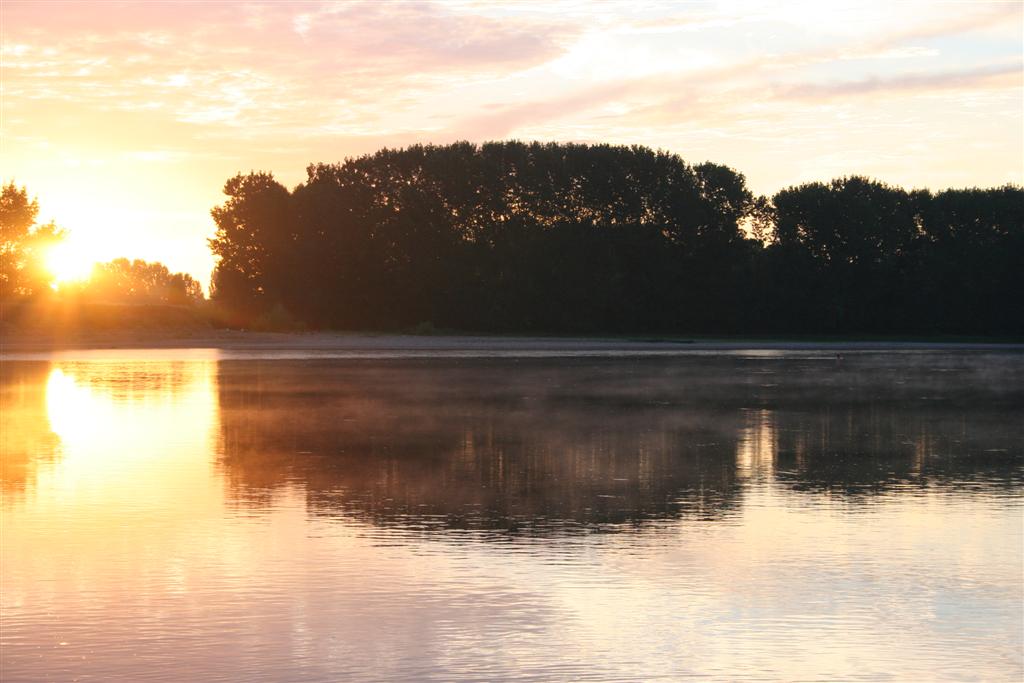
295;2;577;70
879;2;1022;45
1;0;584;141
436;2;1022;141
4;0;1018;141
774;62;1023;102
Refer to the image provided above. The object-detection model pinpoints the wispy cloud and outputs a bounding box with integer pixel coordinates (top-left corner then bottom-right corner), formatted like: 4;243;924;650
774;62;1022;101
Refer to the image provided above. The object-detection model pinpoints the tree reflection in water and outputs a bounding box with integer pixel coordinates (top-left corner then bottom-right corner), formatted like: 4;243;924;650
215;354;1023;534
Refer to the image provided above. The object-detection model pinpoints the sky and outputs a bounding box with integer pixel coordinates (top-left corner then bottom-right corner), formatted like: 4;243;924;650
2;0;1022;288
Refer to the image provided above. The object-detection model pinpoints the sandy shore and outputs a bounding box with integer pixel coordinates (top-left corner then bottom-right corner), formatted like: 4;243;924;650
2;329;1021;355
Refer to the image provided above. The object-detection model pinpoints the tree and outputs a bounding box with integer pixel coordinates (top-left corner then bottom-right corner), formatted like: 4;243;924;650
769;177;919;332
912;186;1024;332
1;182;64;299
208;172;292;317
84;258;203;305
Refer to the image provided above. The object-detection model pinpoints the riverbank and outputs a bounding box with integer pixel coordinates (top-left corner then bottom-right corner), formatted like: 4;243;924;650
2;328;1022;354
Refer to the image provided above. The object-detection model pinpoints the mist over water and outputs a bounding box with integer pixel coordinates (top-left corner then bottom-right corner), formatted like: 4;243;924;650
2;350;1022;682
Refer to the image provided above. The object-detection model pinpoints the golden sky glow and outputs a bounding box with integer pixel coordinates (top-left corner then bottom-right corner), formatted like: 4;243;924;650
2;0;1022;287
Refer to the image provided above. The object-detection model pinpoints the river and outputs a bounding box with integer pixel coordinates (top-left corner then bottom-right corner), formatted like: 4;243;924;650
2;346;1021;681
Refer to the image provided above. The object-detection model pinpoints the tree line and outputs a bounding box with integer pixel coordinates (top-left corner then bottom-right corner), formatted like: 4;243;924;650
208;142;1022;335
68;258;203;306
1;181;202;306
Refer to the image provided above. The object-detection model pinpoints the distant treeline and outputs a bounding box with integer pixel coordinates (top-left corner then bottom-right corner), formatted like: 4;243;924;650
69;258;203;306
209;142;1022;334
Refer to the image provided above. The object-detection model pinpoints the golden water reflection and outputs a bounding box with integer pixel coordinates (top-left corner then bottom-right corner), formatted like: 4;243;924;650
0;362;59;497
3;360;220;509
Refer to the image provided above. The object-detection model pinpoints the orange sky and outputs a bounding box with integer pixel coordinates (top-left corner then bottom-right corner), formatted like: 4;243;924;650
2;0;1022;288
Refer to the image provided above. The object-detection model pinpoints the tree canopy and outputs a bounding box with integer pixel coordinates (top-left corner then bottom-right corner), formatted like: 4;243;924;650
209;142;766;332
208;142;1022;335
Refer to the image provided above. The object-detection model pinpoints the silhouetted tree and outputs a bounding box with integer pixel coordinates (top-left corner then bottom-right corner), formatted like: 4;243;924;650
1;182;64;299
208;172;292;318
909;186;1024;332
206;142;1023;335
767;177;919;331
764;177;1023;334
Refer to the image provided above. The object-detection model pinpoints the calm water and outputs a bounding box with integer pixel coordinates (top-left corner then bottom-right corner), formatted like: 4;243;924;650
2;349;1022;682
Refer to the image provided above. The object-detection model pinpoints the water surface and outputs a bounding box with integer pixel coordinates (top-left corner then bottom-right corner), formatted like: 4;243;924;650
2;349;1022;681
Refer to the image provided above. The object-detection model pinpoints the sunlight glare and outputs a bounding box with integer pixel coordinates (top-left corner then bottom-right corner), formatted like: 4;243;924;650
42;363;221;511
46;242;96;284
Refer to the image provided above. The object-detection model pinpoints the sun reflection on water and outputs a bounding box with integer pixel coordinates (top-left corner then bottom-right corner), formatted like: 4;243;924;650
46;368;115;445
33;360;222;513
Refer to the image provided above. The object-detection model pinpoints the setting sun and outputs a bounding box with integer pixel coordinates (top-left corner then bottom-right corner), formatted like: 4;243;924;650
46;242;96;284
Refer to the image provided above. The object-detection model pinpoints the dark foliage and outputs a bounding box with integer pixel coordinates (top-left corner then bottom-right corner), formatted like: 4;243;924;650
208;142;1023;335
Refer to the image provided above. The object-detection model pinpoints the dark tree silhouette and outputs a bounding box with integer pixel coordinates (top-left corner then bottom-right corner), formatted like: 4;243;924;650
207;142;1023;335
910;186;1024;332
764;178;1023;334
208;172;292;317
